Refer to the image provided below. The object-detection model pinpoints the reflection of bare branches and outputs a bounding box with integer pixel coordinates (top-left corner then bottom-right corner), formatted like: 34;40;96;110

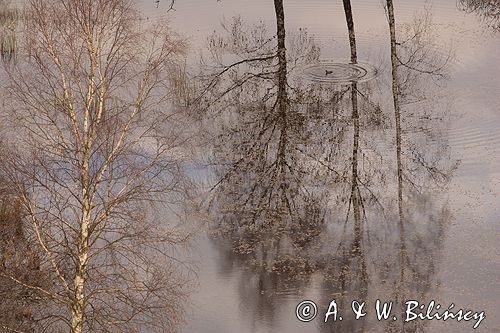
408;148;457;185
167;0;175;11
195;53;276;104
156;0;174;11
392;10;453;103
195;15;326;252
198;4;456;332
459;0;500;31
383;2;454;332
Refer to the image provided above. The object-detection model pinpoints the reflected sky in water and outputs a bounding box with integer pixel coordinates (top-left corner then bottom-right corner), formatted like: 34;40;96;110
136;1;500;332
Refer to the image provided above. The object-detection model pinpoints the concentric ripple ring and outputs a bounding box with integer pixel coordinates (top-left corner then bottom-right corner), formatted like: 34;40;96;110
302;61;378;84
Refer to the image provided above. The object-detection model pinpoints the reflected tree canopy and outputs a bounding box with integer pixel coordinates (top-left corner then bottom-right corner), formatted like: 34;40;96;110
190;1;458;331
459;0;500;31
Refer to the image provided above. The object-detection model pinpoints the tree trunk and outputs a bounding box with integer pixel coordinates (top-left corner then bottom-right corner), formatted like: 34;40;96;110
343;0;362;250
386;0;407;281
71;132;92;333
274;0;289;205
274;0;287;115
342;0;357;63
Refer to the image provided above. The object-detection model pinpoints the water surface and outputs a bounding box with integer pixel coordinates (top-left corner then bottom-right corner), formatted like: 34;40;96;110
139;1;500;332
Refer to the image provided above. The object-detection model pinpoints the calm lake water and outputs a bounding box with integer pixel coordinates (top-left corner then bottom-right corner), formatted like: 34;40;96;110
138;1;500;332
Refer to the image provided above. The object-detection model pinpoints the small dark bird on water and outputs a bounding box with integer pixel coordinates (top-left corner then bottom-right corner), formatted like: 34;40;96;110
325;70;333;75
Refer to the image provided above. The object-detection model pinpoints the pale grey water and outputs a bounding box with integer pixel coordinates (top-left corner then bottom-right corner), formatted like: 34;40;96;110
136;1;500;332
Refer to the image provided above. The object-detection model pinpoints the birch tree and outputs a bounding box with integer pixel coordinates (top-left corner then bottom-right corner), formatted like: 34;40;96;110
1;0;191;332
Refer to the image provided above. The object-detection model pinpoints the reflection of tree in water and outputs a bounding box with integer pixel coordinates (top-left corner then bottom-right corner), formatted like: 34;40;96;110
197;5;327;259
459;0;500;31
211;237;316;331
318;2;368;331
382;2;455;332
196;1;456;331
194;3;335;327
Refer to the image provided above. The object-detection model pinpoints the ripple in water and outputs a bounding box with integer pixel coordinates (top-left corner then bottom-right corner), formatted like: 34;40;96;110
302;61;378;84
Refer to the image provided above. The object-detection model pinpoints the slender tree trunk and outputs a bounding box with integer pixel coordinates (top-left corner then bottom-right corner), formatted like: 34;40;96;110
274;0;289;205
274;0;287;114
350;82;361;244
386;0;407;281
72;196;90;332
386;0;403;214
343;1;368;294
342;0;357;63
343;0;362;250
72;111;92;333
72;213;89;333
71;170;91;333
